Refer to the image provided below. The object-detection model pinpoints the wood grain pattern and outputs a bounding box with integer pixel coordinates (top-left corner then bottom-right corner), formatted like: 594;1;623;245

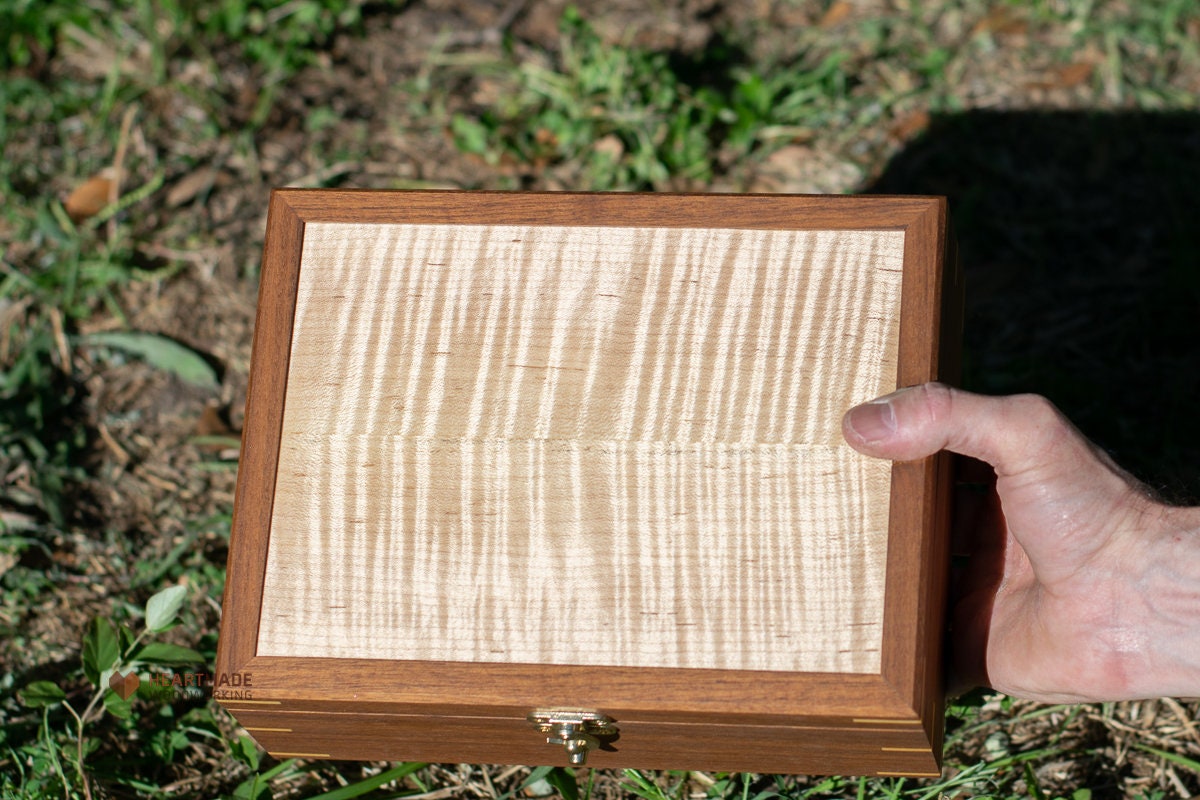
257;223;903;673
215;707;940;775
216;190;959;776
214;192;303;673
216;656;922;721
882;197;954;744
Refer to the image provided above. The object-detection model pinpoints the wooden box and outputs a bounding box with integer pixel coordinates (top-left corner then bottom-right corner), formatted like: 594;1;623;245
216;190;961;777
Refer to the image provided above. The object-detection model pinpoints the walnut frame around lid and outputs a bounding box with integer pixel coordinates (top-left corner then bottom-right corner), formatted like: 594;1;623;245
216;189;961;776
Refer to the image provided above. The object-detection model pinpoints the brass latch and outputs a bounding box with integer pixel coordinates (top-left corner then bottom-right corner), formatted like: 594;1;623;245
526;709;617;765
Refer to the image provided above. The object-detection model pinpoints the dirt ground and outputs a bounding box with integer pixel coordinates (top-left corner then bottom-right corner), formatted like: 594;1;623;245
5;0;1200;797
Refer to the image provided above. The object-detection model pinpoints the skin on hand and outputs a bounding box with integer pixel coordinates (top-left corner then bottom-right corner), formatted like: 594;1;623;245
842;382;1200;704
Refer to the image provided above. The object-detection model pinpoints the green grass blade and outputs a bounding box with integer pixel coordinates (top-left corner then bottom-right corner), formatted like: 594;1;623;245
306;762;428;800
80;331;218;388
1133;744;1200;774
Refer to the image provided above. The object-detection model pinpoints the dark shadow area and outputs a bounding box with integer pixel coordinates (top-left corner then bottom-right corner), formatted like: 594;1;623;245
866;111;1200;501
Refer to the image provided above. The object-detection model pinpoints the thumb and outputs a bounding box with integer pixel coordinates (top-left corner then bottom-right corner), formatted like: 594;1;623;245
841;382;1096;481
842;382;1147;582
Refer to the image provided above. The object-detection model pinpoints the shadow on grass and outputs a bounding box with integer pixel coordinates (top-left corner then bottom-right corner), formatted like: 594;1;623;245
866;110;1200;502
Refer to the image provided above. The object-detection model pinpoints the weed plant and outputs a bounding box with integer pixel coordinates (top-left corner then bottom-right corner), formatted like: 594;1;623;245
451;7;851;190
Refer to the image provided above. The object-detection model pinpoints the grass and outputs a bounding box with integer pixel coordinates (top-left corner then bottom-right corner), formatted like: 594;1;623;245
3;0;1200;797
448;7;854;190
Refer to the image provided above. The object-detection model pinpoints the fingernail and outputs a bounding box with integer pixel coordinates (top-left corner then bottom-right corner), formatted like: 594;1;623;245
846;397;899;443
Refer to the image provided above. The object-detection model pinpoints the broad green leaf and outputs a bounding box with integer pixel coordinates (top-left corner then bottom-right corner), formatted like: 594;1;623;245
234;774;272;800
82;617;120;686
104;689;133;719
119;622;137;653
81;331;218;388
450;114;490;156
18;680;66;708
145;584;188;632
135;642;205;665
231;734;261;770
545;767;579;800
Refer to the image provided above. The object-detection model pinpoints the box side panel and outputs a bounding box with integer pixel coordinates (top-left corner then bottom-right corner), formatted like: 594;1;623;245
216;192;304;677
277;189;941;232
880;199;955;759
220;707;939;776
216;656;920;721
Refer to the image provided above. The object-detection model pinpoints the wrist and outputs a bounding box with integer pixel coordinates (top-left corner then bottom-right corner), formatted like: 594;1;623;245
1133;504;1200;699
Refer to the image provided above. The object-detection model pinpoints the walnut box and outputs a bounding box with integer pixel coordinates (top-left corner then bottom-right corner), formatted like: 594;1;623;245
216;190;961;777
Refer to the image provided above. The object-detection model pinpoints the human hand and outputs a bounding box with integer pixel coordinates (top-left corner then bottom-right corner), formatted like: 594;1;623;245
842;383;1200;703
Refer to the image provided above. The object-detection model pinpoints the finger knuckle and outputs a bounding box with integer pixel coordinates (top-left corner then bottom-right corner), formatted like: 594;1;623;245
1012;393;1073;455
918;381;955;425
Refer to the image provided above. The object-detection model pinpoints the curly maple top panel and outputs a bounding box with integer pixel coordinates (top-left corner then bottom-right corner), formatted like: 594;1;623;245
257;223;904;674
